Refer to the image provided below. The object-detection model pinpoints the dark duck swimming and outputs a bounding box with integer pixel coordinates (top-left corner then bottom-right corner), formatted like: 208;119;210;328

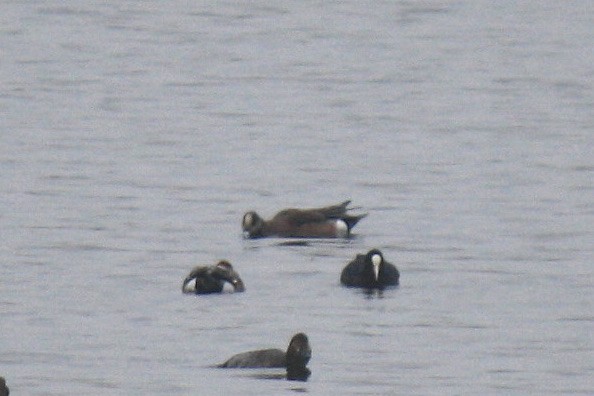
242;200;367;239
219;333;312;381
0;377;8;396
340;249;399;289
182;260;245;294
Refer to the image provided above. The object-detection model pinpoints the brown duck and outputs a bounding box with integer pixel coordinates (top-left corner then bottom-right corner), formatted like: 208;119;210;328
242;200;367;239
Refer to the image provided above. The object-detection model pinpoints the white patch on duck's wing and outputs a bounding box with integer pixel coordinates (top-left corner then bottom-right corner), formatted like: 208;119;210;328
335;219;348;238
222;282;235;293
182;278;197;293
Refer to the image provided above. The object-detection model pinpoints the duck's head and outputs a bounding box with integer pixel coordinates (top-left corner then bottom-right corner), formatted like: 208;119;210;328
214;260;246;292
242;211;264;238
286;332;311;369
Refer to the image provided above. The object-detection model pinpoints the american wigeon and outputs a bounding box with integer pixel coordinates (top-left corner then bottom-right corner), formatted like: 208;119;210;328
340;249;399;288
242;200;367;238
182;261;245;294
219;333;311;381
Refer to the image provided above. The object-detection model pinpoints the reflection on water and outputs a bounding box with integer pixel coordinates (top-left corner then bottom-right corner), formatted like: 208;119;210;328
275;241;312;247
361;286;398;299
248;368;311;382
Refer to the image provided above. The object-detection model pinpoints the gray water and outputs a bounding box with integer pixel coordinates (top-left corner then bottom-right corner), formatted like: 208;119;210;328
1;1;593;394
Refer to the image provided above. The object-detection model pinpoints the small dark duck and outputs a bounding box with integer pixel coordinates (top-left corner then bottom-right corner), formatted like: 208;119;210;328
0;377;8;396
242;200;367;238
219;333;312;381
182;260;245;294
340;249;399;288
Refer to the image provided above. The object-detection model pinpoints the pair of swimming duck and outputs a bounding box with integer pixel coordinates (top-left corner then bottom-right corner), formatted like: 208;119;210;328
181;249;399;294
182;200;400;293
181;201;401;380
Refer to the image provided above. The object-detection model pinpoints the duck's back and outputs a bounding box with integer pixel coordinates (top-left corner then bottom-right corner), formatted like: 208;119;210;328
219;348;286;368
380;262;400;285
340;255;366;285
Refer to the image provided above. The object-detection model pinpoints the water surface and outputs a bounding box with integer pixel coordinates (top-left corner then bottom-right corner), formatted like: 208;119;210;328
1;1;593;394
